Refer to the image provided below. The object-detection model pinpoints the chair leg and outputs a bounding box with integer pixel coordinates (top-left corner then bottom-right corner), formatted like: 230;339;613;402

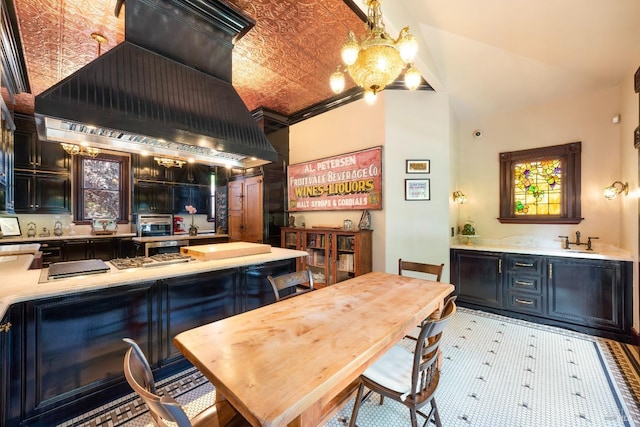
410;408;418;427
349;383;366;427
431;399;442;427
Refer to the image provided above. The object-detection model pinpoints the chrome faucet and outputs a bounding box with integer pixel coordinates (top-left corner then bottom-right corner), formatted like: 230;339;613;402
575;231;581;245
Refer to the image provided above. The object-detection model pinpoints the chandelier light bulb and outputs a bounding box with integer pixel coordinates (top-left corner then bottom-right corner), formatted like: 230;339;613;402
330;0;419;102
364;90;377;104
330;70;346;94
341;32;360;66
397;29;418;63
404;65;421;90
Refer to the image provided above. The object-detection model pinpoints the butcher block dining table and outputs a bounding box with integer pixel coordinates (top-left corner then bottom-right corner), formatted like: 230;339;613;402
173;271;455;427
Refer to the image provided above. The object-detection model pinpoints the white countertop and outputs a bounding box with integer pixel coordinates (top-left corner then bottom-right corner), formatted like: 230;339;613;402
0;243;40;256
0;233;137;244
132;233;229;243
450;243;633;261
0;246;308;319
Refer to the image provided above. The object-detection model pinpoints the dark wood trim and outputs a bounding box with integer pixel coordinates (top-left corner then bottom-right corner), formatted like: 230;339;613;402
73;153;130;224
498;142;582;224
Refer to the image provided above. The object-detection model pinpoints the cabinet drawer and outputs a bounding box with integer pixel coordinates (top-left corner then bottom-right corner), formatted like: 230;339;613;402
506;255;544;274
505;292;544;315
506;275;543;293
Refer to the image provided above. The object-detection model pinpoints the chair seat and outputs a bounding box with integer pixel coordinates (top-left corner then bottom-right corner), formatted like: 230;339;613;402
363;344;414;399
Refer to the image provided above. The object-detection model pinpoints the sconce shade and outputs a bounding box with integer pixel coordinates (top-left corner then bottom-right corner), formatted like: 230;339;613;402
453;191;467;204
603;181;628;199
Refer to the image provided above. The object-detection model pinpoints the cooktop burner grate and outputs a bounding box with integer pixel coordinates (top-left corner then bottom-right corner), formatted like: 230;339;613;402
110;253;192;269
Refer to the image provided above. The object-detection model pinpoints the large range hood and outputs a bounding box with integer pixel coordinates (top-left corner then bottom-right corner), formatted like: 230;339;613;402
34;0;277;168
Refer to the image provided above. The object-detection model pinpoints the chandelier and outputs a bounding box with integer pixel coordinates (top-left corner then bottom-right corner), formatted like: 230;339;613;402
154;157;186;168
330;0;420;104
61;143;100;158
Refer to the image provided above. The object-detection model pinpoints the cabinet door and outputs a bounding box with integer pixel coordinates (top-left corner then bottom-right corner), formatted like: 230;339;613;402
133;155;167;180
37;141;69;172
15;173;70;213
91;239;115;261
13;130;36;169
23;284;155;417
134;182;173;213
64;240;89;261
333;232;357;283
547;257;623;330
13;172;33;211
35;173;70;212
162;270;237;362
451;250;503;308
227;179;244;241
304;231;330;286
172;186;210;214
243;176;263;243
1;305;22;426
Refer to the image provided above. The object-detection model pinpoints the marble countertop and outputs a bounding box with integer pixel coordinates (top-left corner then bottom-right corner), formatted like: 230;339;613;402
0;246;308;319
450;243;633;261
0;243;40;256
132;233;229;243
0;233;137;244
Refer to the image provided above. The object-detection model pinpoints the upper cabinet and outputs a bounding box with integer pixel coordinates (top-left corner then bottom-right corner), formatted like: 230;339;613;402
0;100;15;213
131;154;211;214
13;114;71;214
13;114;69;172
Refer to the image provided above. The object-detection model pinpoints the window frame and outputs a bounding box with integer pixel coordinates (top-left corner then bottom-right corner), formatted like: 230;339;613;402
498;142;582;224
73;153;130;224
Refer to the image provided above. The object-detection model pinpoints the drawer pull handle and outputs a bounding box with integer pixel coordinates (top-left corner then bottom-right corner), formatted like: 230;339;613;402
515;262;534;267
515;298;534;305
515;280;534;286
0;322;11;333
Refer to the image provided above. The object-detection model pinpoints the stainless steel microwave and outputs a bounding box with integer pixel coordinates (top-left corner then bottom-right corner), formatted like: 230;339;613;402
134;214;173;237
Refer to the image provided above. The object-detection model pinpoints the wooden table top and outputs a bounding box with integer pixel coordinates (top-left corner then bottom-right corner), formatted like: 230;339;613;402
173;271;455;427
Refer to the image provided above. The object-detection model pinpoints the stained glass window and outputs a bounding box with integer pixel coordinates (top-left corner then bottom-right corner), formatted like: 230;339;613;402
513;159;562;216
499;142;582;224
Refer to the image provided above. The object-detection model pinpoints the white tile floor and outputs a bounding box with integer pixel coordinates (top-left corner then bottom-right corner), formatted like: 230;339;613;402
59;308;640;427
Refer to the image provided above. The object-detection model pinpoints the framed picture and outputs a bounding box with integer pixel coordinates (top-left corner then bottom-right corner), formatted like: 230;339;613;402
406;159;430;174
0;217;21;237
405;179;430;201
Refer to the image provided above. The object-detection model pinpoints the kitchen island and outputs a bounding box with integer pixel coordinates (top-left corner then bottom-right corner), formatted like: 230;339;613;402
0;244;307;426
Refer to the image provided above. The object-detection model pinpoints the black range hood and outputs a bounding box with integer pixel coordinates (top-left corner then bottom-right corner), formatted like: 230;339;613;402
34;0;277;168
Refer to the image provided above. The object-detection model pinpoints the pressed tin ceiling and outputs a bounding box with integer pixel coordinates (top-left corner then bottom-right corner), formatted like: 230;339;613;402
8;0;363;117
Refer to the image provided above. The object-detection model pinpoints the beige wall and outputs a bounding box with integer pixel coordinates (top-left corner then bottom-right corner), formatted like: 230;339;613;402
289;78;639;332
619;71;639;333
290;90;454;276
456;86;623;243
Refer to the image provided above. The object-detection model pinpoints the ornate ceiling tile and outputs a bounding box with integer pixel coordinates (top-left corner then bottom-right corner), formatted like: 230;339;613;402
10;0;361;117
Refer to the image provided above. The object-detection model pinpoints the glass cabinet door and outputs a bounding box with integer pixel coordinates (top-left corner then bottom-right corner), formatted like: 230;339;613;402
304;232;329;286
334;232;357;283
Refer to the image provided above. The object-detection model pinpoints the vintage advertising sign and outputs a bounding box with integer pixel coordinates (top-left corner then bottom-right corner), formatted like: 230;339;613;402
287;147;383;211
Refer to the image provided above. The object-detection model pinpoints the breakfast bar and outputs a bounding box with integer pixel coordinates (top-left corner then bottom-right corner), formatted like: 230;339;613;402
174;272;455;427
0;244;307;426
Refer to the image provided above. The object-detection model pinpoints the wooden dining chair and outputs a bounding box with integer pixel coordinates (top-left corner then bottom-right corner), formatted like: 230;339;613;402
398;258;445;282
122;338;250;427
267;268;314;302
349;298;457;427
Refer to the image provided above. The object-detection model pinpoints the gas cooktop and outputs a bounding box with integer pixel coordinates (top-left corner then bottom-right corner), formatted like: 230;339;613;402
110;253;193;270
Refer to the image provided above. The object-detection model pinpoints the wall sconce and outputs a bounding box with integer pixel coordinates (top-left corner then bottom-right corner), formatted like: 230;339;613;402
154;157;186;168
61;143;100;158
453;191;467;204
603;181;628;200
